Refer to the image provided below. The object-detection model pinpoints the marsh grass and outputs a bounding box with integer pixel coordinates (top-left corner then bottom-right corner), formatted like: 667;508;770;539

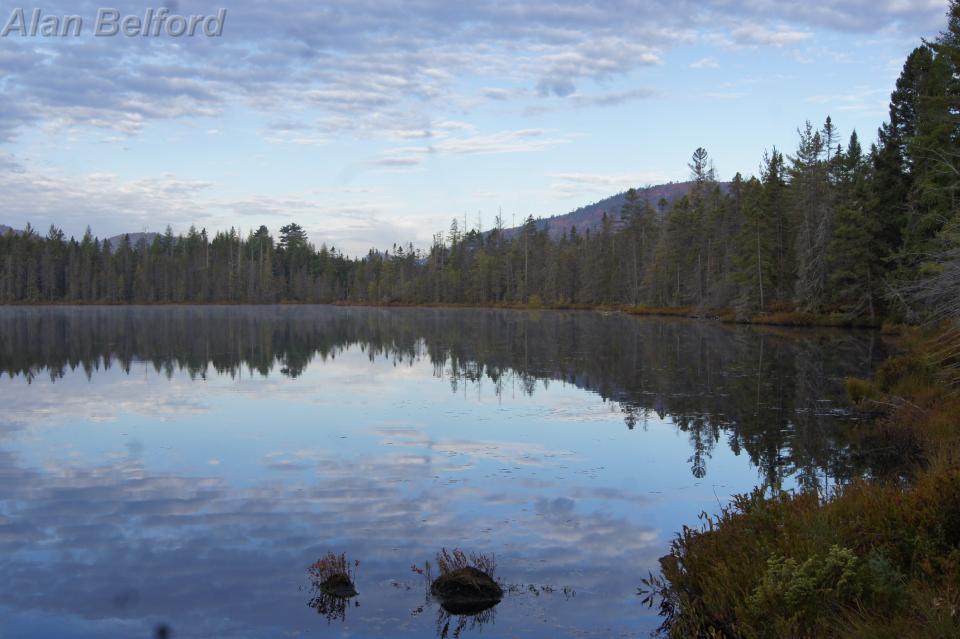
435;548;497;578
420;548;504;614
334;298;890;329
309;552;356;583
743;310;880;328
308;552;359;598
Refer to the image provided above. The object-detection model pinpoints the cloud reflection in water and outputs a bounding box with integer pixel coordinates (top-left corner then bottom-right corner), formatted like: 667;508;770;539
0;306;886;637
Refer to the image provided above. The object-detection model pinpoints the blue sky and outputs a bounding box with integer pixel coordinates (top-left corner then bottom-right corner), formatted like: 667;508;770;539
0;1;951;254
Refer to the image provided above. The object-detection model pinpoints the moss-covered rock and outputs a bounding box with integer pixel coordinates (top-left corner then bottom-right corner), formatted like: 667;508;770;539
430;567;502;608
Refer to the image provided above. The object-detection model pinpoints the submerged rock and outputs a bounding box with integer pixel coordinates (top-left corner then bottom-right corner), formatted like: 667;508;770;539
319;573;358;598
430;567;503;609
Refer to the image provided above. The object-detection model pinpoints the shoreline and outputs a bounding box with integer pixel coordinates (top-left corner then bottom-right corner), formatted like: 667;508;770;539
644;324;960;637
1;300;886;330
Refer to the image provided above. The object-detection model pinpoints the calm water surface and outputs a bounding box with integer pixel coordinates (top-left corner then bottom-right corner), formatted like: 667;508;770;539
0;306;886;638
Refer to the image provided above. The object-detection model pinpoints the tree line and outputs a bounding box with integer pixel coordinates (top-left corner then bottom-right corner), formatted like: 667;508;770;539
1;4;957;320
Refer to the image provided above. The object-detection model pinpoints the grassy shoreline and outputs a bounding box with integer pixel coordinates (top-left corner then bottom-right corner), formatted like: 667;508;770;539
0;299;884;329
333;300;884;329
643;325;960;638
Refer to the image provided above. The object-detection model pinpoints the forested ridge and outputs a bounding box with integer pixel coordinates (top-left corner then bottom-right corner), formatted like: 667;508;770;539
1;5;958;321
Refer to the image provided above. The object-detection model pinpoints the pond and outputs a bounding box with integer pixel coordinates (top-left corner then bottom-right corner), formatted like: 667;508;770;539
0;306;887;638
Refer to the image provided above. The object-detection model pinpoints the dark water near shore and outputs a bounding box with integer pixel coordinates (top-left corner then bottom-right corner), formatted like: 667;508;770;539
0;306;887;638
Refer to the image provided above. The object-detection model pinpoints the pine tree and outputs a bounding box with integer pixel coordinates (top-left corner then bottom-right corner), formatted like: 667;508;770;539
790;121;832;310
733;176;773;313
827;132;884;320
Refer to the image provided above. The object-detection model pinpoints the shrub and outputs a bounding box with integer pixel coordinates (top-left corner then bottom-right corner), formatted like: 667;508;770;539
875;354;936;396
845;377;878;404
744;546;906;637
643;469;960;638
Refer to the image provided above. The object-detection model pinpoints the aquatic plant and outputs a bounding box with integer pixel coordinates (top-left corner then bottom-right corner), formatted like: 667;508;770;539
435;548;496;578
308;552;359;597
428;548;503;610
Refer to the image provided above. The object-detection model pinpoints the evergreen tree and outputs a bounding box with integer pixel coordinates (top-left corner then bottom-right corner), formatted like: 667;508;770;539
827;132;884;321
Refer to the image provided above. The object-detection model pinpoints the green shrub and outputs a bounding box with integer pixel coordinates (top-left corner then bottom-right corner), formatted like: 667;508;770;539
744;546;907;637
845;377;878;404
875;354;936;396
644;463;960;638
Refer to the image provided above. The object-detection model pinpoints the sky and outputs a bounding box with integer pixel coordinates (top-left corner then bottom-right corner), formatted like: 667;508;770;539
0;0;952;255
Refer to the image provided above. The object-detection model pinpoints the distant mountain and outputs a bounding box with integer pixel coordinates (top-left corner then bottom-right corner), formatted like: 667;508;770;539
104;232;159;249
0;226;158;247
5;182;724;249
501;181;728;239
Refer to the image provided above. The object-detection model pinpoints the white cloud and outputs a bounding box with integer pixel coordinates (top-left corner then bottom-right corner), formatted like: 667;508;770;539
805;86;889;113
729;24;813;46
0;153;437;255
690;56;720;69
372;128;574;167
703;91;747;100
0;0;940;142
568;88;657;107
549;171;671;198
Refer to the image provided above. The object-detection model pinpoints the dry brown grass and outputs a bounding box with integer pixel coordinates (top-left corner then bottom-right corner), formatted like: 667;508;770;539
308;552;358;589
435;548;496;578
428;548;503;607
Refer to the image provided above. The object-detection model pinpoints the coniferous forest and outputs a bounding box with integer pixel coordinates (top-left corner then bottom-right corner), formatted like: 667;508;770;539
1;5;958;324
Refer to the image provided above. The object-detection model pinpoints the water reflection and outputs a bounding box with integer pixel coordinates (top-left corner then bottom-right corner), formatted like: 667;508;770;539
308;590;359;623
306;552;359;622
436;603;497;639
0;305;885;486
0;306;886;638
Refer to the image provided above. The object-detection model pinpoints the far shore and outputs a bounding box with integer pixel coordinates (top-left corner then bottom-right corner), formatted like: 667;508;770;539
0;299;889;330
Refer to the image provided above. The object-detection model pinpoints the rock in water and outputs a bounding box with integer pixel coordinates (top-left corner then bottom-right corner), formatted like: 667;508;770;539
430;567;502;610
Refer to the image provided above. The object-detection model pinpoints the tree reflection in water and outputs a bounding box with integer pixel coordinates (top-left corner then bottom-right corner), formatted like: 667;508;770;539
0;305;890;487
0;305;898;638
